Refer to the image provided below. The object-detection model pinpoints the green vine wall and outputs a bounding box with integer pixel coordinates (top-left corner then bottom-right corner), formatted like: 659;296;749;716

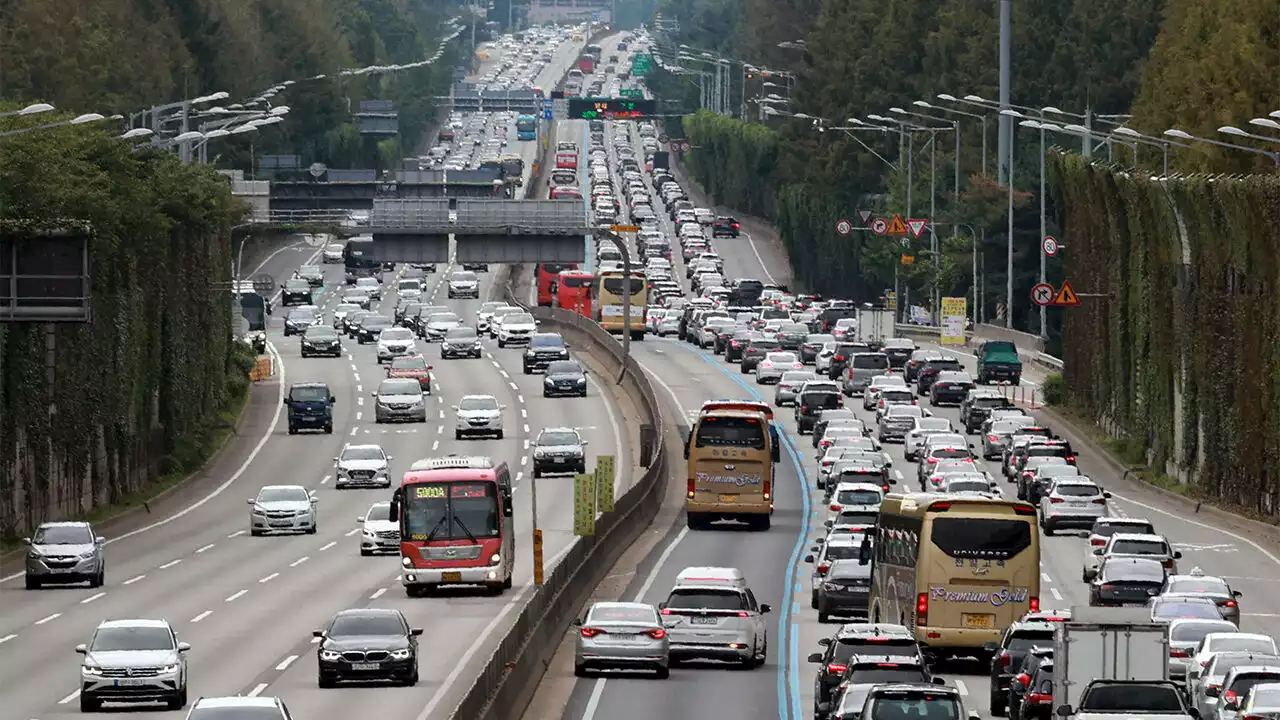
0;122;249;538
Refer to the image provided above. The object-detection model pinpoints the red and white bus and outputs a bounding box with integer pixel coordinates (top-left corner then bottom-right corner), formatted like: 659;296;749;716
555;152;578;170
550;185;582;200
536;263;577;306
556;270;594;318
390;456;515;596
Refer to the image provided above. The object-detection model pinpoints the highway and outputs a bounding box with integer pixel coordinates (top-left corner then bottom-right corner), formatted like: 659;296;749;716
550;40;1280;720
0;26;632;720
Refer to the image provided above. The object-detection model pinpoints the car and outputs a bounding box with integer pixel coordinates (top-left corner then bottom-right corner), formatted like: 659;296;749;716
396;277;423;300
423;312;462;340
863;374;909;411
315;608;421;686
842;352;892;396
442;326;484;358
532;427;588;477
297;264;325;286
1088;532;1182;582
756;351;803;384
185;696;292;720
1082;517;1157;574
23;521;105;589
987;619;1060;716
1038;478;1110;534
357;501;399;556
323;242;345;263
775;370;819;406
806;533;870;608
928;370;976;405
808;623;923;715
476;301;506;333
826;481;885;514
524;332;570;373
284;381;335;434
248;485;317;536
333;444;392;489
543;359;589;397
280;278;313;305
573;601;670;678
371;378;427;423
1217;666;1280;720
915;356;965;395
1191;652;1280;720
300;325;343;357
1162;568;1244;625
283;306;321;336
712;216;740;238
802;334;836;364
385;354;432;392
375;327;419;363
879;404;929;443
983;418;1039;459
496;311;538;347
332;303;361;330
1148;594;1221;624
1189;634;1280;689
880;338;916;368
357;314;394;344
852;682;976;720
812;407;860;445
341;289;372;310
1166;618;1239;680
354;276;382;300
454;394;505;439
872;387;918;421
827;658;938;719
1089;557;1168;606
904;417;957;461
658;567;770;668
816;558;873;623
740;336;782;374
76;618;190;711
1018;460;1080;501
796;385;845;434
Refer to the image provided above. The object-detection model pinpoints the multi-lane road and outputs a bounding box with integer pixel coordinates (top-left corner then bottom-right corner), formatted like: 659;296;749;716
0;28;629;720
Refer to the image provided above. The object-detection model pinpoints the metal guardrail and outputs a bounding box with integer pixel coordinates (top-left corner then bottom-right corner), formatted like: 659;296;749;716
370;198;587;233
243;209;355;226
892;323;1064;371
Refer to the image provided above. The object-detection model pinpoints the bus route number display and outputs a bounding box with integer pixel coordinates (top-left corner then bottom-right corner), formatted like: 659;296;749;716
568;98;656;119
415;486;446;499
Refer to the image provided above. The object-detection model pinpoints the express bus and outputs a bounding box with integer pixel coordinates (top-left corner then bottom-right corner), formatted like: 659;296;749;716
516;115;537;141
550;185;582;200
536;263;577;306
555;151;578;170
556;270;594;317
343;235;383;284
868;493;1040;659
684;400;780;531
583;44;603;62
594;270;647;340
389;456;515;596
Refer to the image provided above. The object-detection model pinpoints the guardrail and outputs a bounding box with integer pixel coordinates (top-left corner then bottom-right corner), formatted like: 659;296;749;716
892;323;1064;371
241;209;356;226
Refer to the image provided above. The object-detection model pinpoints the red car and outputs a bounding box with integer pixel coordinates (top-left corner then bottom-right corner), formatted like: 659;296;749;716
386;355;432;393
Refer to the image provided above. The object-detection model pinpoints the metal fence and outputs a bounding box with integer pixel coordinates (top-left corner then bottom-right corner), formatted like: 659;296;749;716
369;198;587;233
241;209;355;226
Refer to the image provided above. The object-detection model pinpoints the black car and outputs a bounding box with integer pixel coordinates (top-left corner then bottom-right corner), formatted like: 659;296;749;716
1016;661;1055;720
828;658;937;719
1006;646;1054;720
301;326;342;357
827;342;871;380
712;216;741;237
796;388;843;434
881;340;916;369
396;301;424;326
281;279;313;306
808;624;923;715
724;329;755;362
816;558;872;623
543;360;588;397
532;427;587;477
523;333;570;374
915;357;965;394
315;608;420;686
929;371;976;406
903;350;942;383
285;382;335;434
962;391;1017;433
986;620;1058;716
297;265;325;287
283;308;319;337
802;334;835;364
461;262;488;272
357;315;394;344
441;326;483;359
741;337;782;373
713;324;746;354
1090;557;1167;606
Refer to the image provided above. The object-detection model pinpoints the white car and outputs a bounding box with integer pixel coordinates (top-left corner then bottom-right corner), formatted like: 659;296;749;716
333;444;392;489
827;481;885;514
1188;633;1280;687
340;289;372;310
358;501;399;556
454;394;505;439
448;270;480;298
397;278;423;299
496;311;537;347
375;328;418;363
332;303;360;329
77;618;190;712
815;342;839;374
699;317;734;348
646;308;667;333
476;301;506;332
423;312;462;340
248;485;317;536
756;352;803;385
322;242;345;263
863;374;908;410
355;276;382;300
904;417;957;461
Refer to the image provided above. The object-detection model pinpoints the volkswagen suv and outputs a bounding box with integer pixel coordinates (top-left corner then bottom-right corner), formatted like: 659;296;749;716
77;618;189;711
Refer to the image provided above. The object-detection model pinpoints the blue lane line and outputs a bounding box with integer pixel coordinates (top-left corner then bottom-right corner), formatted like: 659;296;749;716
671;341;812;720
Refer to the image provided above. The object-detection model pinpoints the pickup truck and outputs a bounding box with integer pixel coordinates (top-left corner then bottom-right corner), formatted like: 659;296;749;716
977;340;1023;385
1057;679;1197;720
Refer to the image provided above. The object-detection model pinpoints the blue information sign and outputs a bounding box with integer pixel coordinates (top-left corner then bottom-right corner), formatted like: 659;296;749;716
543;99;554;120
592;12;600;21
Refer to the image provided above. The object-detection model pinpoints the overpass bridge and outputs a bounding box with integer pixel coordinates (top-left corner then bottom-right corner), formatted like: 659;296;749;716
368;198;590;264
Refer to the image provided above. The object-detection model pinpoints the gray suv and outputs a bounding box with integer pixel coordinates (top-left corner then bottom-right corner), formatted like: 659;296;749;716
24;521;105;589
77;618;189;711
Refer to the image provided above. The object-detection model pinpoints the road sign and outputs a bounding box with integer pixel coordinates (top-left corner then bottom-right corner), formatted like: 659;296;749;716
251;273;275;296
574;472;595;536
610;224;640;233
658;134;670;143
542;98;553;121
870;217;889;235
1043;235;1059;257
631;53;653;77
906;219;927;239
886;291;897;310
533;528;545;585
676;140;691;152
619;88;643;98
595;455;616;513
308;162;326;179
901;254;914;265
1052;280;1081;306
941;297;967;345
1031;282;1055;306
885;214;909;235
592;11;601;21
835;218;853;236
858;209;873;225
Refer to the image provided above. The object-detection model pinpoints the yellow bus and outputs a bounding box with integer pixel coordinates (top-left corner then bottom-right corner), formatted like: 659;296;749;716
684;400;780;531
868;493;1040;660
594;270;647;341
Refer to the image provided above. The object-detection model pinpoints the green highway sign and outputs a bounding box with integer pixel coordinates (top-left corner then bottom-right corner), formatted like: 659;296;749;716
620;88;643;98
631;53;653;77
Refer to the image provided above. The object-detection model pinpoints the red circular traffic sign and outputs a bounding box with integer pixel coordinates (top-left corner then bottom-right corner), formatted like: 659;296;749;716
1031;282;1055;306
835;218;852;236
1043;235;1059;257
870;217;889;236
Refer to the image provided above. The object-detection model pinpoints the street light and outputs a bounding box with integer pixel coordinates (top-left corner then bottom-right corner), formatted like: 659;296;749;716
1219;125;1280;145
998;109;1021;330
118;127;154;140
1250;118;1280;132
1164;128;1280;166
0;102;55;119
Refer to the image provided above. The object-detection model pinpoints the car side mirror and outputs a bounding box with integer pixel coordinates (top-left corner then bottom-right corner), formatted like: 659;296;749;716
452;405;459;411
22;537;31;545
1092;548;1104;555
247;498;256;505
808;652;824;663
683;436;690;459
817;637;831;647
759;603;771;614
95;536;106;544
1188;710;1200;720
983;641;998;652
371;391;378;397
934;677;947;686
804;554;815;563
1234;590;1243;598
330;397;336;404
1103;491;1112;499
410;628;423;637
1010;679;1026;693
572;618;583;627
178;641;191;652
1174;551;1182;559
282;398;289;406
815;538;825;545
76;644;88;654
334;457;341;462
310;496;319;504
1205;687;1220;698
387;455;394;460
657;602;667;610
313;630;325;638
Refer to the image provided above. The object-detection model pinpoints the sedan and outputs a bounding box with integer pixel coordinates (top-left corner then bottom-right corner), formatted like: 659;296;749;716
1166;618;1239;680
248;485;317;536
574;601;669;679
756;351;803;384
1164;570;1244;626
1148;595;1222;624
316;608;421;686
1190;634;1280;688
904;417;957;461
358;502;400;556
371;378;428;423
863;375;909;411
775;370;819;407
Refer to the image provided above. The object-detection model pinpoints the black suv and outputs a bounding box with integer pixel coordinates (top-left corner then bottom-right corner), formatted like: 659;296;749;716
1005;646;1053;720
986;620;1059;716
827;342;871;380
808;624;923;716
281;278;313;306
796;387;843;434
523;333;570;374
962;390;1016;433
929;371;976;406
827;657;938;719
712;216;741;237
915;357;964;395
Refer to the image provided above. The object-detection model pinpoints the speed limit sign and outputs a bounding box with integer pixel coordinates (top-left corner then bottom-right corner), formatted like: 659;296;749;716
835;218;853;236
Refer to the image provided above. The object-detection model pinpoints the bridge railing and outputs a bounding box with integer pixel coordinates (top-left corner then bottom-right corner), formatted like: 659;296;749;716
241;209;356;226
369;198;587;233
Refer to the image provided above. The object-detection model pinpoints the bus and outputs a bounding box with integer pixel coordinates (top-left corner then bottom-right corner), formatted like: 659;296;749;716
389;456;515;596
555;151;578;170
342;235;383;284
556;269;594;317
584;44;603;62
868;493;1040;660
594;270;647;340
535;263;577;306
684;400;780;531
516;115;537;141
549;186;582;200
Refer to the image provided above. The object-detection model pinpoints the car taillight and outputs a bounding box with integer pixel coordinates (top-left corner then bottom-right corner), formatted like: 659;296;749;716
647;628;666;639
916;592;928;625
1029;596;1039;612
1015;672;1031;688
733;223;740;229
1027;693;1052;705
927;458;938;464
878;399;885;408
827;663;847;675
580;627;604;638
736;611;750;618
1225;690;1239;705
1170;649;1190;658
801;406;809;413
1092;497;1107;504
988;435;1000;443
1224;599;1237;607
1067;456;1077;462
818;563;830;575
1164;559;1174;568
763;478;771;502
687;477;695;499
830;503;841;511
660;608;672;615
1050;497;1064;503
1000;651;1012;668
1091;538;1106;546
834;354;845;361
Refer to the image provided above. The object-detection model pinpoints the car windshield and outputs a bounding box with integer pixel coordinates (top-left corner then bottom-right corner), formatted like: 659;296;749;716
869;694;962;720
479;302;504;313
532;335;565;347
1210;637;1277;654
305;327;337;338
399;280;421;290
1171;621;1235;641
289;386;329;402
1167;578;1230;595
390;356;427;371
588;605;656;624
1103;561;1166;582
451;272;478;282
1153;601;1219;619
849;666;929;684
429;313;460;324
33;525;93;544
188;707;285;720
341;447;384;461
666;588;747;610
1094;521;1156;537
380;329;414;341
539;431;579;446
364;316;392;329
379;379;421;395
836;489;883;506
504;314;535;325
1056;484;1101;497
947;480;990;493
824;543;867;561
1111;539;1168;555
328;614;405;637
91;626;175;651
288;309;317;320
546;361;582;375
258;487;308;503
460;396;499;411
446;327;478;339
365;503;391;522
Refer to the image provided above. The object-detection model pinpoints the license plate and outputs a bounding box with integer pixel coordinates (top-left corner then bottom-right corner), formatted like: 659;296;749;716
964;614;994;628
269;522;292;527
350;663;380;671
719;495;737;503
690;616;718;625
112;678;149;686
442;571;462;582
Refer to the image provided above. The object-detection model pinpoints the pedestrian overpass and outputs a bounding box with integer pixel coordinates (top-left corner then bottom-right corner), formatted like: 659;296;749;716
368;199;589;264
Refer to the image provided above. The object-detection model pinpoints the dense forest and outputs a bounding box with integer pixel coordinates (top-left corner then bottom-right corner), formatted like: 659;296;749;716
648;0;1280;515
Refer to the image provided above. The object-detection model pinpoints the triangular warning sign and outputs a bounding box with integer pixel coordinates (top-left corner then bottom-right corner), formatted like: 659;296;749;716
885;214;908;235
906;219;927;238
1052;280;1081;307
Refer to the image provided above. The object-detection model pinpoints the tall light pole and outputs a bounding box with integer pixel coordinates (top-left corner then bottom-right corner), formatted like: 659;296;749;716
921;98;987;176
1020;119;1048;340
1000;109;1020;329
998;0;1012;185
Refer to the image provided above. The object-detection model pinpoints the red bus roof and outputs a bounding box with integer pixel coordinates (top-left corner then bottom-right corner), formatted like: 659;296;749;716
699;400;774;420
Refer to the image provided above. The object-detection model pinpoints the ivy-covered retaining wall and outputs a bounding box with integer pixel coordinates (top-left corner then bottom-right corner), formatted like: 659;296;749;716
1049;152;1280;515
0;123;251;538
682;110;781;219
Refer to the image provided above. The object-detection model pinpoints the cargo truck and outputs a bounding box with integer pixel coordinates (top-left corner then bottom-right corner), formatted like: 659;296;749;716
977;340;1024;385
1053;606;1170;719
856;305;895;350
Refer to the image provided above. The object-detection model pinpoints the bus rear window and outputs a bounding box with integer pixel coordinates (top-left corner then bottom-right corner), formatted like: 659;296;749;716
603;277;645;295
562;276;591;288
930;517;1032;560
695;417;766;449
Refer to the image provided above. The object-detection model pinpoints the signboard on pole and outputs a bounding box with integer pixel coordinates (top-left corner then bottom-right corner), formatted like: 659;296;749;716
1031;283;1055;307
1052;280;1081;306
941;297;967;345
574;472;596;535
886;291;897;311
631;53;653;77
595;455;616;513
835;218;852;236
885;214;909;235
871;217;889;235
1042;235;1059;257
542;99;554;120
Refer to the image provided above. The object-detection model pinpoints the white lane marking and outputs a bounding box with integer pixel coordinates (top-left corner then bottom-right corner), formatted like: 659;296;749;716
356;411;363;421
159;559;182;569
523;425;530;434
740;231;778;284
228;530;245;538
517;394;525;404
521;456;528;466
225;589;248;602
320;474;331;485
432;440;440;451
196;543;215;553
523;439;530;450
319;541;337;551
351;426;359;436
955;679;969;696
123;574;146;585
516;471;524;483
371;587;387;600
57;690;80;705
0;333;296;584
260;573;279;583
439;410;446;419
1109;491;1280;569
311;636;322;644
1041;572;1052;582
290;556;310;567
357;396;364;406
437;426;444;435
248;683;269;697
276;655;299;671
345;528;360;536
80;592;106;605
357;385;363;393
521;408;528;418
1050;587;1063;601
0;633;16;645
34;613;60;625
191;611;213;623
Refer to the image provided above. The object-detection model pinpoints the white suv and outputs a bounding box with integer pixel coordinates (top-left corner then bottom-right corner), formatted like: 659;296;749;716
496;311;537;348
185;696;291;720
454;394;505;439
376;328;418;363
659;566;770;668
447;270;480;298
77;618;189;711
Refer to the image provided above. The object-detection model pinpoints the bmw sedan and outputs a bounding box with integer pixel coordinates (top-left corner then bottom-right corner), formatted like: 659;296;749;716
315;608;421;686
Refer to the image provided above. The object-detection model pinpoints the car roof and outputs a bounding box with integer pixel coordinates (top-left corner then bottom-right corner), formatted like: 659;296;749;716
833;482;884;492
38;520;91;528
836;623;914;639
1110;532;1168;542
870;682;961;696
260;484;307;491
192;696;281;709
343;444;383;452
333;607;402;619
97;618;171;629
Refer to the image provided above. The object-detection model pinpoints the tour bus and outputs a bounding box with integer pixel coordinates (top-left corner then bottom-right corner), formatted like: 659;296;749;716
535;263;577;306
555;151;578;170
389;456;515;596
583;43;603;62
342;235;382;284
684;400;780;530
867;493;1041;660
515;115;537;141
594;269;647;340
556;269;594;318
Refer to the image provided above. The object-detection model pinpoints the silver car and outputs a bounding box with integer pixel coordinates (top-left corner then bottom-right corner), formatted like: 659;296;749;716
375;328;418;363
756;351;802;384
573;601;670;678
659;567;770;667
372;378;427;423
1167;618;1238;680
904;417;955;461
24;521;105;589
454;394;505;439
358;501;400;556
863;374;908;410
476;301;506;332
248;484;318;535
1192;652;1280;720
1038;478;1110;534
775;370;819;406
76;618;190;711
447;270;480;298
424;312;462;340
333;443;392;488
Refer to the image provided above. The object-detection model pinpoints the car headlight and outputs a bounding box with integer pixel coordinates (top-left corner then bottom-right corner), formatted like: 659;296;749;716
577;377;586;384
490;553;501;565
390;648;412;660
533;449;547;458
79;550;96;559
320;650;342;661
81;665;103;675
524;349;535;356
363;529;375;538
252;505;266;515
544;377;555;385
159;664;179;674
823;582;840;592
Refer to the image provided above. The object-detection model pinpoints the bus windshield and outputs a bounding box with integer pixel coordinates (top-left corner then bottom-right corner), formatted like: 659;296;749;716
516;117;536;132
403;482;500;541
561;274;591;288
343;239;378;269
694;416;766;449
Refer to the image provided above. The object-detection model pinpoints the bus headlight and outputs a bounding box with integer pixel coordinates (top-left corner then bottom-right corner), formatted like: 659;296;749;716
490;553;501;565
401;556;412;568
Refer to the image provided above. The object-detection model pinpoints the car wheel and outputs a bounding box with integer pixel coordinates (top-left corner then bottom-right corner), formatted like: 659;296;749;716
24;574;40;590
496;430;504;440
288;426;297;435
455;430;463;440
168;687;188;710
818;610;829;623
810;590;818;610
655;665;670;679
318;674;337;688
574;664;590;678
80;692;102;712
324;424;333;434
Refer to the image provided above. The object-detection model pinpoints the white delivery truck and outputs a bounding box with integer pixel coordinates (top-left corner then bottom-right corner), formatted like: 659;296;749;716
856;306;895;349
1053;606;1171;719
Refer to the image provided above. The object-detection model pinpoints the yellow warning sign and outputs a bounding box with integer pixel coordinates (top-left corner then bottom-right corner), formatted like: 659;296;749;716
885;214;909;236
1052;280;1081;307
900;254;914;265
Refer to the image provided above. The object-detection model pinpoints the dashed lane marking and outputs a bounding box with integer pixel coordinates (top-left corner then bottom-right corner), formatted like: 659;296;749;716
248;683;269;697
290;556;309;568
34;613;60;626
276;655;299;671
319;541;337;551
80;592;105;605
159;559;181;569
196;543;215;553
122;574;146;585
191;611;213;623
371;588;387;600
260;573;279;583
225;589;247;602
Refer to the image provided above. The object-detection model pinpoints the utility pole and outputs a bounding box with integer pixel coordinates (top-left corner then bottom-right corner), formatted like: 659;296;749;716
1006;127;1015;329
997;0;1012;185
